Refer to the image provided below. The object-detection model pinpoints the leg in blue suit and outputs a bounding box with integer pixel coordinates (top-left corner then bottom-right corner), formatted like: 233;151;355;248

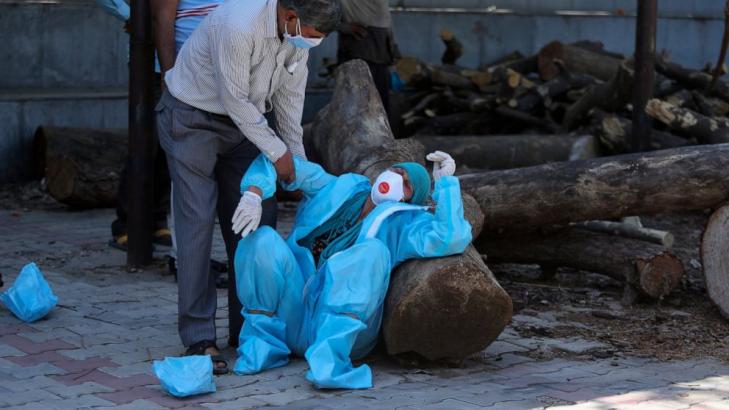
235;229;392;389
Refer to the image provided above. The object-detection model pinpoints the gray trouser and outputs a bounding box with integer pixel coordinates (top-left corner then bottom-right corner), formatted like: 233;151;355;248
156;91;277;347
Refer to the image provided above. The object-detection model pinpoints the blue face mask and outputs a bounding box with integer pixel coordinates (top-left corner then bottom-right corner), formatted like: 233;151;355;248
284;18;323;49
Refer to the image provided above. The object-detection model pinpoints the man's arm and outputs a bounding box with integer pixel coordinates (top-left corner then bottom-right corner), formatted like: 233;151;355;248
210;26;295;182
271;53;308;160
150;0;179;89
240;154;336;200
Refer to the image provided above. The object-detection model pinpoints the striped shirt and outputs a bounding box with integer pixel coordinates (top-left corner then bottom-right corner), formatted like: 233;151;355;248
166;0;309;161
175;0;223;53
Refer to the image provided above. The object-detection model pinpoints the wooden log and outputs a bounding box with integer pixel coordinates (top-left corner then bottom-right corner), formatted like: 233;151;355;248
494;106;562;133
664;89;697;110
460;144;729;235
413;112;495;137
440;29;464;65
538;41;622;82
509;72;597;113
385;246;512;359
573;220;674;247
702;204;729;318
310;60;513;361
589;109;690;154
645;99;729;144
563;61;634;130
656;59;729;103
503;54;539;75
477;228;684;302
33;126;127;208
413;134;588;170
395;57;477;90
692;91;729;118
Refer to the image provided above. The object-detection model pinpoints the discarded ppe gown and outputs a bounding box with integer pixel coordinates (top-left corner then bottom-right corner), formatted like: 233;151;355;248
233;155;472;389
152;356;216;398
0;263;58;323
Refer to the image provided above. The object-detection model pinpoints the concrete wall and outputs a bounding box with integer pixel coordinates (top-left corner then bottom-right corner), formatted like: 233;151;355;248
1;0;726;183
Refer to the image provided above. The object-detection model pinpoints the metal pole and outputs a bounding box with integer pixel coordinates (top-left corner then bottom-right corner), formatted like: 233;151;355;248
127;0;155;266
631;0;657;152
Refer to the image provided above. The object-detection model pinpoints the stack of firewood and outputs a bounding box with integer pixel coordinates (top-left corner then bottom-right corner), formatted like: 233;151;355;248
393;36;729;172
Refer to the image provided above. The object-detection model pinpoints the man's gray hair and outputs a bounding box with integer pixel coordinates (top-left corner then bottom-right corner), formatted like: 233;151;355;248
281;0;342;34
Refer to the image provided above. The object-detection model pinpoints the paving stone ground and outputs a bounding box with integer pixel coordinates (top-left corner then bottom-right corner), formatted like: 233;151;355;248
2;207;729;409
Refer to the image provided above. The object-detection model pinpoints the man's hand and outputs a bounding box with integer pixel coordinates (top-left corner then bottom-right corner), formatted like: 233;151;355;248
426;151;456;181
232;191;263;238
274;151;296;184
350;23;368;40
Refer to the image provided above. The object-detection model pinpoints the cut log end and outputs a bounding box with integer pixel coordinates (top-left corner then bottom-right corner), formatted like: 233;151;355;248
635;253;684;299
383;247;513;361
537;41;565;81
702;204;729;318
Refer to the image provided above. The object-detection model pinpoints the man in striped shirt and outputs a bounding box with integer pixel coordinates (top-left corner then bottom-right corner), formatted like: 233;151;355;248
156;0;341;374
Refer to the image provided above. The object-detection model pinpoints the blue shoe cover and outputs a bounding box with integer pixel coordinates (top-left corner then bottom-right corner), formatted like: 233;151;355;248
1;263;57;323
305;314;373;389
152;355;216;398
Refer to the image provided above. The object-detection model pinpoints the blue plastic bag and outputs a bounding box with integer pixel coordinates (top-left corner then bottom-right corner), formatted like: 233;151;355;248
391;70;405;92
152;356;216;398
0;263;58;323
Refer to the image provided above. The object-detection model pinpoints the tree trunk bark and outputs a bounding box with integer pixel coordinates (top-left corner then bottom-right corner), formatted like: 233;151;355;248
657;59;729;103
562;62;634;130
589;109;690;154
413;134;586;171
538;41;622;82
477;228;684;302
701;204;729;318
645;98;729;144
33;126;127;208
460;144;729;235
310;59;513;361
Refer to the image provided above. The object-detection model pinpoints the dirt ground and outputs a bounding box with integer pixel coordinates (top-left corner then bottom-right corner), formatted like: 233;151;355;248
492;210;729;363
3;180;728;364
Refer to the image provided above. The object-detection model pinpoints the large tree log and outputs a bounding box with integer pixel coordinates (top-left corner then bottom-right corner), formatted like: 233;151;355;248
33;126;127;208
460;144;729;235
477;228;684;302
310;60;512;361
413;134;588;171
645;98;729;144
538;41;622;82
702;204;729;318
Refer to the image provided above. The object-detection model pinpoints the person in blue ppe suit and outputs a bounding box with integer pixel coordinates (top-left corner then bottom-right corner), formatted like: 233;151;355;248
229;150;471;389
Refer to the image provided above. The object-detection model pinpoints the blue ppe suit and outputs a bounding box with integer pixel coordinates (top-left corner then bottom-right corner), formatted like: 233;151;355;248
233;155;472;389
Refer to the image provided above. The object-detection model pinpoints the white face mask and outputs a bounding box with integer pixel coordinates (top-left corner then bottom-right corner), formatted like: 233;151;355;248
371;170;404;205
284;18;323;49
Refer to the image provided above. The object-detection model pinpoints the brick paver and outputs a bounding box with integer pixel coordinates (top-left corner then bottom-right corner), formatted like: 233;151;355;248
2;208;729;409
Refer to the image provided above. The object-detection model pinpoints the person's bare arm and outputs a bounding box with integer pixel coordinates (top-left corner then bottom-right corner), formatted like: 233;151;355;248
151;0;179;90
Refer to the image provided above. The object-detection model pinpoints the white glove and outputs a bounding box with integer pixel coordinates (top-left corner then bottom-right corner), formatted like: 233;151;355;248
426;151;456;181
232;191;262;238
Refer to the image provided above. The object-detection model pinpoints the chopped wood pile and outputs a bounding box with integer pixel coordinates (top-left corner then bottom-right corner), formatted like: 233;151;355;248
392;38;729;166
